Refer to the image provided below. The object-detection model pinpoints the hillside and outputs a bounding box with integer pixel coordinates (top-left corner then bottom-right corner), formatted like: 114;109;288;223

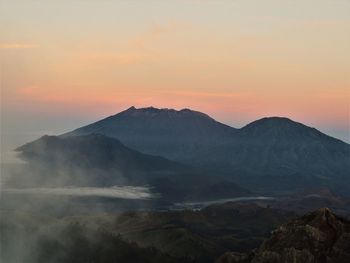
197;117;350;193
217;208;350;263
1;203;295;263
64;106;237;162
12;134;249;202
62;107;350;195
15;134;187;187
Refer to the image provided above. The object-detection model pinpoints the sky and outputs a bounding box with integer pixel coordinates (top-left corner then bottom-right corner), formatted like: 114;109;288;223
1;0;350;162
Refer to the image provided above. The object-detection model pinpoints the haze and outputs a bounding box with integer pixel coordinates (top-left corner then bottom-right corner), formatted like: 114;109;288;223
1;0;349;162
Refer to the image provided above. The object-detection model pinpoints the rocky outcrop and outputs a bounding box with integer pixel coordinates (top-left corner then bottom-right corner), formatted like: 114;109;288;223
217;208;350;263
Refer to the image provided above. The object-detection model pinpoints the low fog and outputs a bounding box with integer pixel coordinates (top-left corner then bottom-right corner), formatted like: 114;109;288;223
0;139;164;263
3;185;155;200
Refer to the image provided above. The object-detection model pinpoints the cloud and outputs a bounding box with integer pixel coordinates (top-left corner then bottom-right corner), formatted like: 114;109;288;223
3;186;156;199
0;43;39;49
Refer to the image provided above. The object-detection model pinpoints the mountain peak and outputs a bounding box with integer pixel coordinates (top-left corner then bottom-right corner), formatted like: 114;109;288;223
118;106;213;120
240;116;324;139
126;106;136;111
259;116;294;122
302;207;341;226
244;116;301;128
63;106;237;161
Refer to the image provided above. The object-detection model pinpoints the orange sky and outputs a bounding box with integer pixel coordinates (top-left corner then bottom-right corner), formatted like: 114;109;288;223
1;0;349;154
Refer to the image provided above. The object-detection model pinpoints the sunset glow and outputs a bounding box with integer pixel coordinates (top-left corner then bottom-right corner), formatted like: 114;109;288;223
1;0;349;152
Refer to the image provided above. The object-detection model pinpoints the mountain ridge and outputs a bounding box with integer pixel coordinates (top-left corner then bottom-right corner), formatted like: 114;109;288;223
65;106;348;144
63;106;238;162
118;106;216;120
18;106;350;196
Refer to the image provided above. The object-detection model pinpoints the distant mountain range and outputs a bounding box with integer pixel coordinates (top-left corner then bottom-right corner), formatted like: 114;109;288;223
62;106;350;195
13;106;350;198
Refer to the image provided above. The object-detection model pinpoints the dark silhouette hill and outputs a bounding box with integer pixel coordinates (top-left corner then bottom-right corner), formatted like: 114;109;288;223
197;117;350;193
13;134;249;202
15;134;187;186
62;107;350;195
63;106;237;162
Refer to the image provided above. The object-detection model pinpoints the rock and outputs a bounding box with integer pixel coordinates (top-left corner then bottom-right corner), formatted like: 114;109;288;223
217;208;350;263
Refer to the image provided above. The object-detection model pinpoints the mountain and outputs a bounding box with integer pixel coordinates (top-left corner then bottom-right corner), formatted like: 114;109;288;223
196;117;350;194
15;134;187;187
63;107;350;195
217;208;350;263
63;106;236;162
199;117;349;168
12;134;248;202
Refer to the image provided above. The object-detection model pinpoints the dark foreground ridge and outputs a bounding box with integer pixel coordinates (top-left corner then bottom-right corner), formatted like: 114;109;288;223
0;202;295;263
217;207;350;263
2;205;349;263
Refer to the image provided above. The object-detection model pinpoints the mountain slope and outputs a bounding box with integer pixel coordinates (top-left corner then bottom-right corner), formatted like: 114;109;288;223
64;106;237;161
196;117;350;193
199;117;349;170
63;107;350;195
12;134;249;202
15;134;188;187
217;208;350;263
